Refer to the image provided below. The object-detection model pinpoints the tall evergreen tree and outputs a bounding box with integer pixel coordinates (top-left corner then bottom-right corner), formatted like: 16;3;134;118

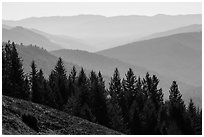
70;66;77;83
89;71;109;126
47;71;58;108
68;66;77;96
168;81;193;134
109;68;123;103
24;75;31;101
143;73;163;112
2;43;9;95
140;73;164;134
11;42;27;99
122;68;136;107
108;68;127;133
168;81;185;119
77;68;90;106
187;99;201;134
188;99;197;121
74;68;95;121
121;68;137;132
30;61;41;103
2;42;28;99
37;69;47;104
150;75;163;111
142;99;159;134
169;81;184;105
49;57;69;109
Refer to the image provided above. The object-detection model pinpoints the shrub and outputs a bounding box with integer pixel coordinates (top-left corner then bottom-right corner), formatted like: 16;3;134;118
22;113;39;132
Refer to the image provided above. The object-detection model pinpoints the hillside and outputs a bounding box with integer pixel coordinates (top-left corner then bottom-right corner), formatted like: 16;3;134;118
51;49;150;77
141;24;201;41
31;28;95;52
2;26;62;51
98;32;202;87
6;43;84;78
11;43;201;107
2;95;121;135
3;14;201;51
3;43;111;87
51;49;201;107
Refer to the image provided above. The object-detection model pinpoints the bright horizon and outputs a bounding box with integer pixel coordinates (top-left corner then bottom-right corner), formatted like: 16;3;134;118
2;2;202;20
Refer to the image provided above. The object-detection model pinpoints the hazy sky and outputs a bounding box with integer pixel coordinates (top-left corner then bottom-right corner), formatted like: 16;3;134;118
3;2;202;20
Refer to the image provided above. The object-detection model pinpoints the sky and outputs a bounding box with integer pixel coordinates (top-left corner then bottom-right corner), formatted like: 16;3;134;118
2;2;202;20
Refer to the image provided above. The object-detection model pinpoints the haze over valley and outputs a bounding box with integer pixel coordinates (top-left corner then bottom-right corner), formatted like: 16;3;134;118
2;2;202;135
2;14;202;107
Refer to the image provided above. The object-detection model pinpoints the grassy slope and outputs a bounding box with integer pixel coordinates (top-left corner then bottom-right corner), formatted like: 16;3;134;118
2;96;122;135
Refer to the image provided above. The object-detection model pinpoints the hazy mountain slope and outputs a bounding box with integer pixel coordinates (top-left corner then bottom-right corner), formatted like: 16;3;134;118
2;24;13;29
12;44;84;78
3;14;201;51
31;28;95;52
2;27;62;51
98;32;202;87
141;24;202;41
51;49;150;77
94;24;202;51
2;95;122;135
9;43;111;87
51;49;201;107
2;42;200;106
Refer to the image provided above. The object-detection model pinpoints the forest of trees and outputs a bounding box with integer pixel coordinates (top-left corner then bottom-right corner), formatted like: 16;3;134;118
2;41;202;135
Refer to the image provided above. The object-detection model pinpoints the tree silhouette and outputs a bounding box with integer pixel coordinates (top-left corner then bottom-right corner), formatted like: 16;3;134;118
2;42;28;99
30;61;41;103
2;42;202;135
168;81;193;134
89;71;109;126
49;57;69;109
108;68;127;133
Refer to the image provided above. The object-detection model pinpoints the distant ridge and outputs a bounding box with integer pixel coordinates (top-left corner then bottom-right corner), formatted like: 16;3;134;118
3;14;201;51
2;26;62;51
51;48;202;107
98;31;202;87
141;24;202;40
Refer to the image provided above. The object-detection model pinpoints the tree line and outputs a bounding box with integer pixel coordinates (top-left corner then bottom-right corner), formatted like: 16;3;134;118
2;41;202;135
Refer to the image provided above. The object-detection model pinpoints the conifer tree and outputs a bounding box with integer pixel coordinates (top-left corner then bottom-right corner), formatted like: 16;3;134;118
24;75;31;101
188;99;197;121
109;68;123;104
150;75;163;111
122;68;137;131
70;66;77;83
142;99;159;134
168;81;193;134
11;42;28;99
108;68;126;133
135;76;145;111
30;61;41;103
2;43;9;95
169;81;184;105
68;66;77;96
47;71;58;108
168;81;185;119
77;68;90;107
50;57;69;109
122;68;136;107
143;73;163;112
140;73;164;134
37;69;47;104
75;68;94;121
187;99;200;134
2;42;28;99
89;71;109;126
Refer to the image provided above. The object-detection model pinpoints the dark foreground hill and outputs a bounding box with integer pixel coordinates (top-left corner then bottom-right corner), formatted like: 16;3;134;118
2;96;122;135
